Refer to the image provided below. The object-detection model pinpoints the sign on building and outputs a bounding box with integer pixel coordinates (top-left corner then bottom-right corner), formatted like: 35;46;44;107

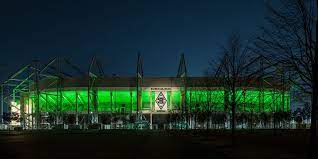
155;91;168;111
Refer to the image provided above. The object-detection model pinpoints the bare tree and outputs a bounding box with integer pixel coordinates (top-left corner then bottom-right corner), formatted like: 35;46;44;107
202;75;217;130
255;0;317;157
212;33;261;144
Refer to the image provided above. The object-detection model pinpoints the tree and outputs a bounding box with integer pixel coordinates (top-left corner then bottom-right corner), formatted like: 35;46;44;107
255;0;317;157
202;75;218;130
211;33;261;144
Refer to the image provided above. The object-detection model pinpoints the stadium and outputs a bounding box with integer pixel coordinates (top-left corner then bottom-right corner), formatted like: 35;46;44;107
1;55;290;130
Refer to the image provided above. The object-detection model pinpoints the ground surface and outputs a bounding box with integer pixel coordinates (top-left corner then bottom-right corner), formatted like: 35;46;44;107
0;130;227;159
0;130;316;159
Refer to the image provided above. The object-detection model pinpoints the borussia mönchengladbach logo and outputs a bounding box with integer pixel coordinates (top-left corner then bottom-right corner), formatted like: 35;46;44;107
155;92;167;109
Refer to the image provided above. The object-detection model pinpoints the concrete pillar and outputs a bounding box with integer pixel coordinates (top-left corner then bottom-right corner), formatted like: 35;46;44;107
150;113;153;130
93;89;98;123
20;95;25;129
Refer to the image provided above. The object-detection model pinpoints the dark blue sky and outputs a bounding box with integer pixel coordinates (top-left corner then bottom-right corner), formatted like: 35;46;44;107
0;0;268;78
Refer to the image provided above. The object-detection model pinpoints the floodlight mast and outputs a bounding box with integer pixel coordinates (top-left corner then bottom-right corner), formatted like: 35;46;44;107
177;53;188;129
88;55;105;126
136;53;144;128
32;59;41;129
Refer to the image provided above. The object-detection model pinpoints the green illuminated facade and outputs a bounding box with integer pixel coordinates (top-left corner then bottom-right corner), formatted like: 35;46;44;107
23;88;290;114
16;76;290;130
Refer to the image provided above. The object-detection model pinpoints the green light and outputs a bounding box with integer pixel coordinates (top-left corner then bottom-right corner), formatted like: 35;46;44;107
25;88;290;113
141;91;151;110
171;90;181;110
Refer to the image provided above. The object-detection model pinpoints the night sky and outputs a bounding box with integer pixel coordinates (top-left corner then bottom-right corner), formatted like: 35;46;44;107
0;0;268;79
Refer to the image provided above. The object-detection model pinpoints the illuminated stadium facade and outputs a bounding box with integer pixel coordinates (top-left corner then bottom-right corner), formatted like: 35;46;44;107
1;55;290;130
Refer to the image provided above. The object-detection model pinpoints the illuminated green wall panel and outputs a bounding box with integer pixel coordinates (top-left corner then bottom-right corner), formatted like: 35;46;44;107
187;90;225;111
141;92;151;110
171;91;181;110
97;90;111;112
112;90;128;112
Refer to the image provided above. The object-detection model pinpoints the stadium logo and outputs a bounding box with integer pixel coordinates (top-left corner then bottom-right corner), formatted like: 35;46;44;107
155;92;167;109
